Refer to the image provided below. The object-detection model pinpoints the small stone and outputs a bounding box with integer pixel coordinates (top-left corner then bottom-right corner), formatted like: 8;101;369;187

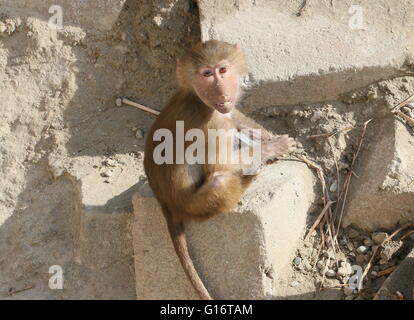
103;158;117;167
348;228;359;239
356;246;368;254
135;128;144;139
337;262;352;277
406;103;414;109
329;181;337;193
325;269;336;278
372;232;388;245
0;22;6;33
303;259;312;271
293;257;302;266
290;281;300;287
314;260;322;269
363;238;373;247
371;271;378;277
356;254;367;265
339;237;348;246
101;170;112;178
344;286;354;296
322;250;333;259
311;110;323;122
345;296;354;300
346;242;354;251
402;106;412;114
115;97;123;107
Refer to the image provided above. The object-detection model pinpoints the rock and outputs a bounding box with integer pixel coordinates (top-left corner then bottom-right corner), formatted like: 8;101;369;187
342;119;414;231
372;232;388;245
303;259;312;271
374;248;414;300
329;181;337;193
325;269;336;278
344;286;354;296
115;97;123;107
316;260;324;270
363;238;373;247
380;241;403;262
290;281;300;288
311;110;324;122
103;158;117;167
293;256;302;266
135;128;144;139
356;254;367;265
348;228;360;239
132;161;315;299
101;170;112;178
357;246;368;254
337;262;352;277
199;0;414;110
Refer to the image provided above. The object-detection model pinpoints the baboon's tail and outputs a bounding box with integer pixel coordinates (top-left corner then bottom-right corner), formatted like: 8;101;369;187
163;208;212;300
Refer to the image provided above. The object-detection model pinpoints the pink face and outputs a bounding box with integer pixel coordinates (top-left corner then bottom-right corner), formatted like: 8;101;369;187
193;60;240;114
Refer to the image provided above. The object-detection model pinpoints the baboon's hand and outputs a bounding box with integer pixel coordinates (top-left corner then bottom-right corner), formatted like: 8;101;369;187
261;134;296;160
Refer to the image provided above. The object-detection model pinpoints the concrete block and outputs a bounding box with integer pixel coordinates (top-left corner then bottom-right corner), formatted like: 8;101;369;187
198;0;414;109
132;161;315;299
343;119;414;232
374;248;414;300
64;157;142;299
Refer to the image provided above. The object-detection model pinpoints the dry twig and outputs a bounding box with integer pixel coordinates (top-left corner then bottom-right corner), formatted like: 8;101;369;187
390;94;414;113
334;119;372;238
116;97;160;115
8;284;35;296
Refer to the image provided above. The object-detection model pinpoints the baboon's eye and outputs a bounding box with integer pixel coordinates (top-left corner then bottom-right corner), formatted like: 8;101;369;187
219;67;227;74
202;70;213;77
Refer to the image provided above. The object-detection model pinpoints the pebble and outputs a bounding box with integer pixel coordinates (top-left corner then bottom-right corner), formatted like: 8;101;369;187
345;296;354;300
303;259;312;271
356;254;367;265
115;97;123;107
311;110;324;122
293;257;302;266
348;228;359;239
356;246;368;254
135;128;144;139
372;232;388;245
0;22;6;33
101;170;112;178
316;260;324;270
337;262;352;277
103;158;117;167
402;106;412;114
406;103;414;109
325;269;336;278
290;281;300;288
344;287;354;296
329;181;337;193
363;238;373;247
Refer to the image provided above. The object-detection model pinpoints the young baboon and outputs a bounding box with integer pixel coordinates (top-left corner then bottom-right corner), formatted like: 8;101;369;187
144;40;295;300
